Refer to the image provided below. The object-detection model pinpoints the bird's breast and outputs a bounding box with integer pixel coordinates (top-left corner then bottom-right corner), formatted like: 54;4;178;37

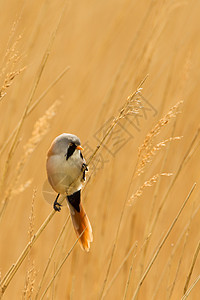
46;152;82;194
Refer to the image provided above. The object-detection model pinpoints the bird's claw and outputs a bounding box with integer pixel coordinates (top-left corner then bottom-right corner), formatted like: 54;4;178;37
53;201;62;212
82;163;88;172
82;163;88;181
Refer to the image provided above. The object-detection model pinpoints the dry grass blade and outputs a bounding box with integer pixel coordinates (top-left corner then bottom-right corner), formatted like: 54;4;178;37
138;101;182;157
0;208;56;296
136;101;183;176
103;241;138;298
123;251;135;300
139;122;177;276
131;111;180;275
131;183;196;300
0;1;68;194
150;127;200;234
99;160;138;300
182;275;200;300
22;190;36;300
129;173;172;206
87;75;148;167
0;101;60;220
183;240;200;294
98;77;154;300
70;276;75;300
0;7;70;292
95;4;153;125
123;234;151;300
0;68;26;101
149;121;177;225
137;136;182;176
35;216;70;300
167;229;189;300
40;228;87;300
184;135;200;166
0;33;25;101
0;66;70;156
152;201;200;300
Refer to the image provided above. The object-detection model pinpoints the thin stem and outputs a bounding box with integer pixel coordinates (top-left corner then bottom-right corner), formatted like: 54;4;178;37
183;240;200;294
132;183;196;300
0;0;69;196
99;157;139;300
167;231;188;299
40;229;86;300
0;66;70;156
150;127;200;237
123;250;136;300
103;241;138;298
0;208;57;295
87;75;148;167
152;201;200;300
182;275;200;300
35;216;70;300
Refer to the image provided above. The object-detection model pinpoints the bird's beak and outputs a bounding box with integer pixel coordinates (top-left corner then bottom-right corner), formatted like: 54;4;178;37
76;145;83;151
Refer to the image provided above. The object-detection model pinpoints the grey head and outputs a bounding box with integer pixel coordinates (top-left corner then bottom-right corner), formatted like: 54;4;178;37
49;133;81;156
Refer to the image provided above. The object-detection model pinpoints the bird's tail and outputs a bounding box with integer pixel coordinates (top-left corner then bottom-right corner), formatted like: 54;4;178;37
68;202;93;252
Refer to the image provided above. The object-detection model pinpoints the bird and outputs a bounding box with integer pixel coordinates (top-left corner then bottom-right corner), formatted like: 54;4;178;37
46;133;93;252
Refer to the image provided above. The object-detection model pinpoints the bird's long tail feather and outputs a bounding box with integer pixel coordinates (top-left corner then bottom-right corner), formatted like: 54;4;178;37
68;202;93;251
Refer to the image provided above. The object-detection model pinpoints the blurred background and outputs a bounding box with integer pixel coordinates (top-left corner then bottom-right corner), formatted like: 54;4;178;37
0;0;200;299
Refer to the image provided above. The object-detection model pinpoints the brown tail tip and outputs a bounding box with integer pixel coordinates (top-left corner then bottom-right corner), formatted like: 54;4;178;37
69;203;93;252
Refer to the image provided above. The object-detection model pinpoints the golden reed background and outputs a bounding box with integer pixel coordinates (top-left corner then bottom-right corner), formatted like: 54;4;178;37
0;1;200;299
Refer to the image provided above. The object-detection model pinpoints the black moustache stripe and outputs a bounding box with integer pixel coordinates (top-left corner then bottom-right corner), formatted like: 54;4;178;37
66;143;76;160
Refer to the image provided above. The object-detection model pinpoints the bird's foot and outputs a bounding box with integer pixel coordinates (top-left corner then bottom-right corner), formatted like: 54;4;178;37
53;193;62;212
53;201;62;212
82;163;88;172
82;163;88;181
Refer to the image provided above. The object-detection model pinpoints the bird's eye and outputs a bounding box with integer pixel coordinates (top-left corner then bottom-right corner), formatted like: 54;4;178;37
66;143;76;160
